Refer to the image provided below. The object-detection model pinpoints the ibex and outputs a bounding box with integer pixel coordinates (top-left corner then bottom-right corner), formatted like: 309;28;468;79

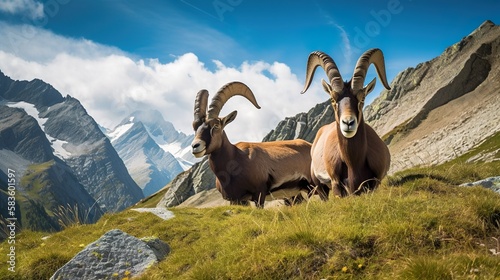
191;81;313;207
301;48;391;197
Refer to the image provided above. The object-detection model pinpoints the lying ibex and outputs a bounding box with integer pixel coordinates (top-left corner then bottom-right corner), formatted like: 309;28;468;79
301;48;391;197
191;81;313;207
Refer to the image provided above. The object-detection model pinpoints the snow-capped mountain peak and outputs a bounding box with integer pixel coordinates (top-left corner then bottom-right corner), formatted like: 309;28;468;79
108;110;195;164
106;110;198;196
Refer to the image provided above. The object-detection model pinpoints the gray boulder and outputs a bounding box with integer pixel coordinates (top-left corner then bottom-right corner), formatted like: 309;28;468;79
50;229;169;280
460;176;500;194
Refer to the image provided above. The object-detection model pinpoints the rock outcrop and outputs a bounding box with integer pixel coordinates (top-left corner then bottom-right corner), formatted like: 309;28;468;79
158;158;215;208
50;229;170;280
460;176;500;194
262;101;333;142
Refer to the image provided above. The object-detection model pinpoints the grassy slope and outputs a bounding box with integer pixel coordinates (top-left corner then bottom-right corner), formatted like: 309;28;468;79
1;133;499;280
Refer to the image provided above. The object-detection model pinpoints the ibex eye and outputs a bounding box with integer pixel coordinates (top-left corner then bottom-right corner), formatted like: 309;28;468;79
210;125;219;136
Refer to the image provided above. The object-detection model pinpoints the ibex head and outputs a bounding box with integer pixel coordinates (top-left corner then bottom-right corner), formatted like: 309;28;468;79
191;81;261;158
301;48;391;138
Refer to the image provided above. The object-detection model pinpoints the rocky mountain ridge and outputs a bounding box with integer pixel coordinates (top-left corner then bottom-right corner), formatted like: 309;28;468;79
365;19;500;171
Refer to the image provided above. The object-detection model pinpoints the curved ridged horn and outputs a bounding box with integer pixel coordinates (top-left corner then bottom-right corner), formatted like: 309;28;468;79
207;81;261;120
351;48;391;91
301;51;344;94
193;89;208;130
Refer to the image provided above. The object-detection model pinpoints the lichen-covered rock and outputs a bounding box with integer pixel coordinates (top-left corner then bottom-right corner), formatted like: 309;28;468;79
50;229;169;280
141;236;171;261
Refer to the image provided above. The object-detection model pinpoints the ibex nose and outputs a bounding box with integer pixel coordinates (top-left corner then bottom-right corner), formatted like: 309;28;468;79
342;116;355;127
340;116;358;138
191;140;207;157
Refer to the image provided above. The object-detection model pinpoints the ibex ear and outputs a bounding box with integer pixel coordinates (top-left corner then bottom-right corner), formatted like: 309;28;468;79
322;79;340;103
363;78;377;96
321;79;333;94
221;110;237;128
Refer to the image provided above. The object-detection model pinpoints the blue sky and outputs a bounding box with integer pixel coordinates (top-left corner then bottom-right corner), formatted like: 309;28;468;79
0;0;499;141
33;0;499;70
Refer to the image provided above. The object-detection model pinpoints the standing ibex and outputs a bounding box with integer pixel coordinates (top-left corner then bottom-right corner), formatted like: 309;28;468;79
191;81;313;207
301;48;391;197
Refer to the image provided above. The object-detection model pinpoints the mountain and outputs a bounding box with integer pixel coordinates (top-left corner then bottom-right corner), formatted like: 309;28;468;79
0;106;102;233
107;110;196;197
364;20;500;172
0;71;144;232
155;20;500;208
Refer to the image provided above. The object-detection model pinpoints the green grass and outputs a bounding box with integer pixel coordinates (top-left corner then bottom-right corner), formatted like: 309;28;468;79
134;185;170;208
2;170;499;279
1;134;499;279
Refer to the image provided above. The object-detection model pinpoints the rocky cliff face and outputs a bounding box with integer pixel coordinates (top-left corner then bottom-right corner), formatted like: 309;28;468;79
0;106;102;232
157;159;215;208
262;101;333;142
38;95;143;212
364;20;500;172
0;106;53;163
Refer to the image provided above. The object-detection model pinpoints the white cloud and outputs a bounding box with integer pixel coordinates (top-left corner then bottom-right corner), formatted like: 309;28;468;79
0;0;44;20
0;23;326;143
0;21;125;62
333;24;353;69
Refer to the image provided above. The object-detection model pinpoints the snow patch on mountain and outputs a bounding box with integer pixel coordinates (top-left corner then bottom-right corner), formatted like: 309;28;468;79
6;101;72;159
150;131;195;170
108;123;134;143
